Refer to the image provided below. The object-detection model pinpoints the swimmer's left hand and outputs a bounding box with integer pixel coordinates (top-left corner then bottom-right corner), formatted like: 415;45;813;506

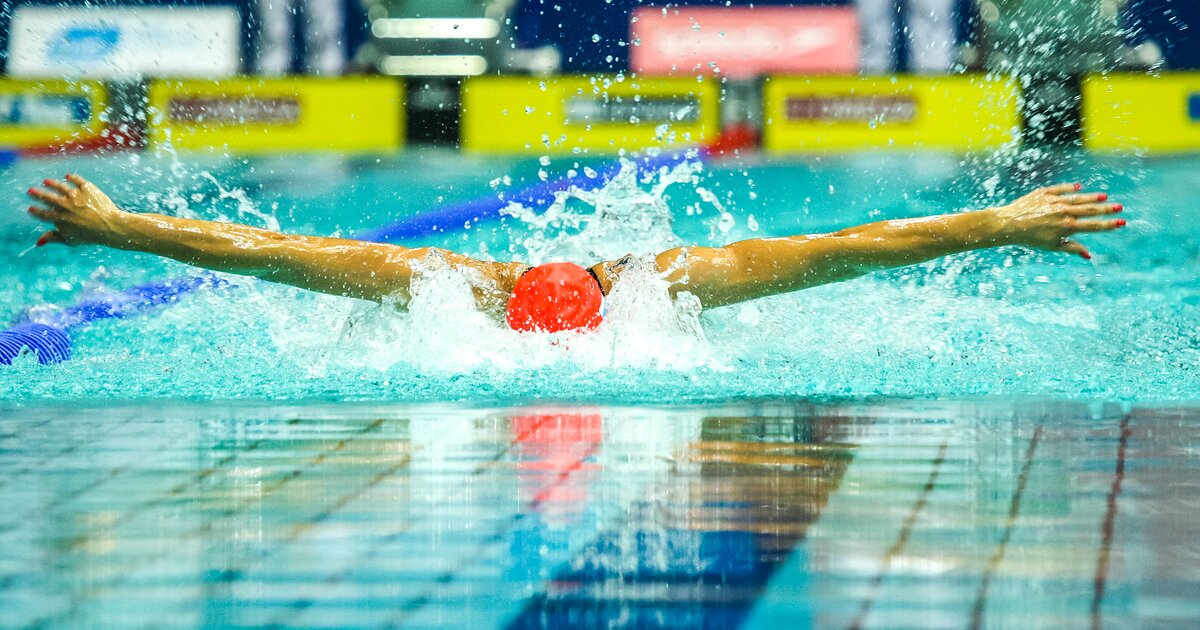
25;174;127;248
989;184;1126;260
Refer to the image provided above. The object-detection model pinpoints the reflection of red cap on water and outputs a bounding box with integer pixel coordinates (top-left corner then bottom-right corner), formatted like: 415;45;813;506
506;263;603;333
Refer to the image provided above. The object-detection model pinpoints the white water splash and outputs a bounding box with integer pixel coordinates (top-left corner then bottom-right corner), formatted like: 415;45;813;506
251;156;726;375
501;157;703;264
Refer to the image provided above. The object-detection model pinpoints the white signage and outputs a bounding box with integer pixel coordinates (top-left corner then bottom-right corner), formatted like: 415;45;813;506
7;6;241;79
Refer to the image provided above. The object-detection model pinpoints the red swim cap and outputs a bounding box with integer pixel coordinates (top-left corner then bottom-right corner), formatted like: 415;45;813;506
506;262;603;333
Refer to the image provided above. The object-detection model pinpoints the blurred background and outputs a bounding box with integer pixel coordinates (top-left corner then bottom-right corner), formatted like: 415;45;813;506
0;0;1196;154
2;0;1197;76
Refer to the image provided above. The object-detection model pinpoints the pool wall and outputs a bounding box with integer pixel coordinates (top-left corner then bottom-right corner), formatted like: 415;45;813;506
3;73;1199;156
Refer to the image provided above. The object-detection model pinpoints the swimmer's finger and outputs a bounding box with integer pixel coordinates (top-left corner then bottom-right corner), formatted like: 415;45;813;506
1056;239;1092;260
27;205;58;222
41;178;75;196
1041;183;1082;196
1066;203;1123;217
1062;192;1109;205
36;230;64;247
26;187;68;209
65;173;93;190
1071;218;1127;233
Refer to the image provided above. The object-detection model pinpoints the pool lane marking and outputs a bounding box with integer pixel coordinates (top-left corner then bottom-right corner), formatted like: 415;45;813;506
15;424;206;524
35;417;396;628
968;423;1044;630
0;417;128;493
27;418;390;627
58;417;330;552
381;418;608;628
0;418;231;590
150;410;604;624
178;448;415;629
385;439;607;628
0;417;53;444
281;450;413;540
847;441;950;630
33;412;597;627
1092;413;1133;630
267;413;590;627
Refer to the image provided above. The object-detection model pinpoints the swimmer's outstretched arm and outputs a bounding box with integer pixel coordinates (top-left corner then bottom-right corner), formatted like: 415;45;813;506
25;175;524;305
652;184;1126;308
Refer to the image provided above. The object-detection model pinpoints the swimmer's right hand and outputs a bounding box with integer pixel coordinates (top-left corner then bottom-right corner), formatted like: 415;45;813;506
26;174;126;248
988;183;1126;260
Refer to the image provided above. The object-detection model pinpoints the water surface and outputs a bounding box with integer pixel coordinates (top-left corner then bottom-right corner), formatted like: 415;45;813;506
1;399;1195;628
2;150;1195;402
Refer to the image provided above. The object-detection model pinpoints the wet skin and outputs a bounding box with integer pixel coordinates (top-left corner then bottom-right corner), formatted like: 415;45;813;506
26;175;1125;322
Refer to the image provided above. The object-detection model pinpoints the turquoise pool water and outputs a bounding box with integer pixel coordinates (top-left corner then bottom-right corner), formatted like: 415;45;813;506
1;399;1196;628
1;149;1197;402
2;149;1199;628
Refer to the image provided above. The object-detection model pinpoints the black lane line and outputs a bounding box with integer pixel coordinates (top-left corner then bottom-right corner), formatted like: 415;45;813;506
59;418;374;552
27;419;387;629
179;450;413;629
848;441;950;630
0;428;278;592
968;423;1044;630
24;427;203;520
0;418;122;493
505;433;859;630
265;414;557;627
383;434;607;628
1092;413;1133;630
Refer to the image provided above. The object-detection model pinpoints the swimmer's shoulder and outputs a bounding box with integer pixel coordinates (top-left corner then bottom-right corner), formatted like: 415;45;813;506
590;254;634;295
493;261;533;293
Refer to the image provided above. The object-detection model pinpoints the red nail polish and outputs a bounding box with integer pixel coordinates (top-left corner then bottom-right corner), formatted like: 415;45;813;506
1113;204;1123;212
35;236;47;247
1115;219;1127;227
27;187;36;195
1097;193;1108;202
1081;251;1092;260
1074;183;1082;191
43;179;53;186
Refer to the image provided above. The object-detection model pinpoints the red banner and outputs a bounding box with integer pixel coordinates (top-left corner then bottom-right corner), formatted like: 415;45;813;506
630;6;859;78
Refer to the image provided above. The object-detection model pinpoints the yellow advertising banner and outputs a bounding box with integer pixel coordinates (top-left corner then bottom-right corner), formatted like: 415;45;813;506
461;76;719;154
763;75;1020;152
1083;73;1200;152
0;79;109;148
148;78;403;152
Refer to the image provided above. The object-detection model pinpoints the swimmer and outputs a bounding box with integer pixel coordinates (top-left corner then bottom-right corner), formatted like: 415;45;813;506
25;174;1125;333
